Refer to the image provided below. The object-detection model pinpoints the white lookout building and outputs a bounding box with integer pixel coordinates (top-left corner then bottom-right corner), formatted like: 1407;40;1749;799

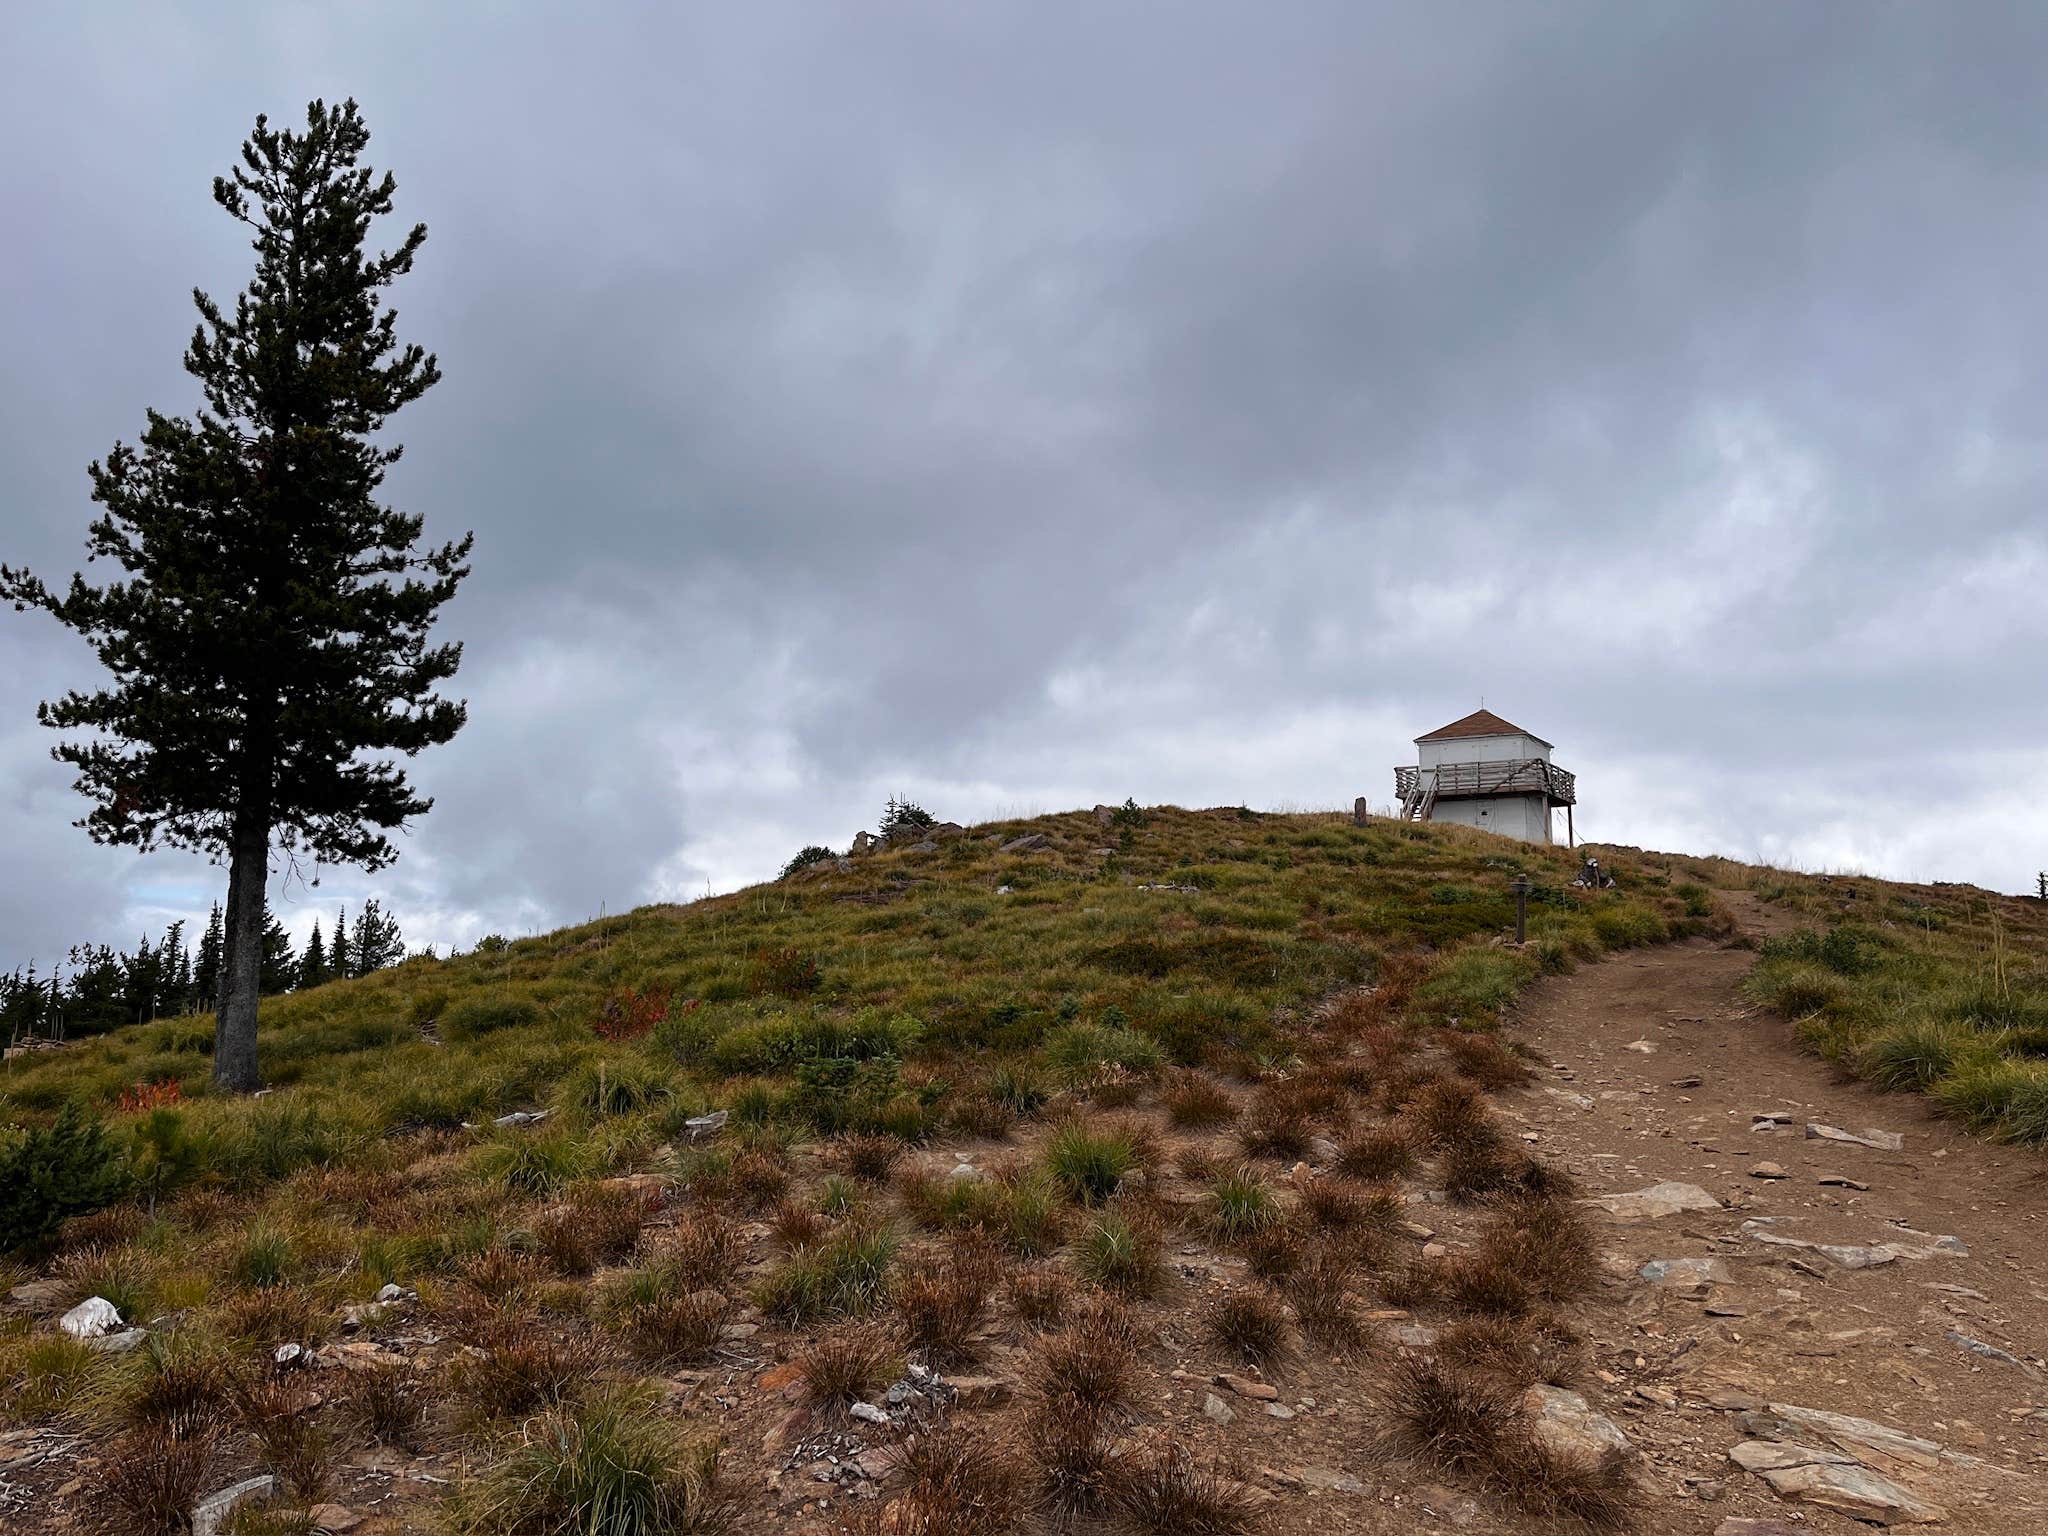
1394;709;1577;846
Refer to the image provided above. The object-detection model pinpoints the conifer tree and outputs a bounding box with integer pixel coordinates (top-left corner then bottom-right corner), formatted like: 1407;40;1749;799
330;907;352;981
0;101;469;1090
194;904;223;1008
299;918;328;990
259;917;296;996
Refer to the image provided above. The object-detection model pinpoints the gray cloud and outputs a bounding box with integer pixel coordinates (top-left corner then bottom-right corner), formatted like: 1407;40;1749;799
5;2;2047;965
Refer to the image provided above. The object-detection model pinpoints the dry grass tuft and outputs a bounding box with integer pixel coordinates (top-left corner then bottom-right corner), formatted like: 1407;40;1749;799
794;1323;898;1413
1004;1263;1072;1328
1162;1070;1238;1128
1378;1255;1449;1308
859;1424;1020;1536
234;1373;333;1502
830;1132;904;1182
1477;1194;1599;1303
1407;1079;1502;1155
1332;1125;1417;1181
1298;1175;1404;1237
1383;1354;1520;1478
1239;1220;1308;1284
1386;1356;1632;1528
537;1182;648;1275
337;1360;426;1452
450;1313;609;1422
654;1207;746;1291
1036;1300;1143;1413
730;1150;791;1212
770;1197;827;1250
1442;1030;1533;1090
1111;1439;1264;1536
90;1426;218;1536
1204;1286;1293;1368
893;1239;1000;1367
1282;1243;1365;1349
1026;1397;1119;1523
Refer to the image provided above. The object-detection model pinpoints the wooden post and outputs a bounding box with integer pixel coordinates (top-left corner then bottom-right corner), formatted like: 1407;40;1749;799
1510;875;1531;945
1353;796;1369;827
1566;804;1574;849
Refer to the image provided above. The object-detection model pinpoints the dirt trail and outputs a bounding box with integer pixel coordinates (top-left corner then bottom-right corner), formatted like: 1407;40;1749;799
1502;893;2048;1531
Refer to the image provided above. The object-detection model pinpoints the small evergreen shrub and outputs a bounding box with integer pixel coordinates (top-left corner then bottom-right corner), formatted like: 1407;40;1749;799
0;1104;130;1255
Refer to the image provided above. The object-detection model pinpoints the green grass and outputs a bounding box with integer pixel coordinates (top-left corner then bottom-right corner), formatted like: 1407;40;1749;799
1043;1122;1146;1205
1747;874;2048;1142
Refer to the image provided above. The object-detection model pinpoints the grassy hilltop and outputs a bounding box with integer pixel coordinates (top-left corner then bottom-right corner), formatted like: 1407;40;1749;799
2;807;1700;1144
3;804;2045;1536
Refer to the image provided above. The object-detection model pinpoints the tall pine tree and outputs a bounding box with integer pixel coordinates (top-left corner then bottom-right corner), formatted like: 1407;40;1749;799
330;907;351;981
0;102;469;1091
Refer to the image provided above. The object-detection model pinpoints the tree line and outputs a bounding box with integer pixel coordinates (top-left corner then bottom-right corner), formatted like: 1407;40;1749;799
1;900;404;1043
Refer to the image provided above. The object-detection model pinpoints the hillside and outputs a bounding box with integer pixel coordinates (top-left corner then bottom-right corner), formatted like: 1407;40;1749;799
3;807;2046;1536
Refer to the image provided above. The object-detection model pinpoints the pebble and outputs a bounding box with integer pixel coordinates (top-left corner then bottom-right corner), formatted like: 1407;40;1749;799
1749;1162;1789;1180
1204;1392;1236;1424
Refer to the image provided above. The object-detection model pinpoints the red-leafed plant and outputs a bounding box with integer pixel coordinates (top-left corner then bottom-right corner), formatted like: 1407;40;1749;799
117;1078;183;1113
593;988;688;1042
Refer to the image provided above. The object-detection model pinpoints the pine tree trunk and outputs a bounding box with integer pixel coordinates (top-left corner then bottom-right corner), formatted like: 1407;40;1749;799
212;798;269;1092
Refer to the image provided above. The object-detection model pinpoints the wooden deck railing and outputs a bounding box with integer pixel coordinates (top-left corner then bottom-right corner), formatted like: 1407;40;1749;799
1394;759;1576;806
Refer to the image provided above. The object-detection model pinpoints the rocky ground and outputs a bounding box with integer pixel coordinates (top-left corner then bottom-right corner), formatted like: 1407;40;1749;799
1504;894;2048;1534
5;893;2044;1535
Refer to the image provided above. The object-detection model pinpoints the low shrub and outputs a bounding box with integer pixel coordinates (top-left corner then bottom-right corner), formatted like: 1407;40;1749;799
0;1104;130;1255
794;1323;897;1412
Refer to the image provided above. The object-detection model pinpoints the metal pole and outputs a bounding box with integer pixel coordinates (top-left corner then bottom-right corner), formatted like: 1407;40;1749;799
1510;875;1530;945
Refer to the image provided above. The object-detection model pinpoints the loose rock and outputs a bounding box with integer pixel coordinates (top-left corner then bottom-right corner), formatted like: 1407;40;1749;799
58;1296;122;1339
1594;1182;1721;1221
192;1476;277;1536
1805;1123;1904;1152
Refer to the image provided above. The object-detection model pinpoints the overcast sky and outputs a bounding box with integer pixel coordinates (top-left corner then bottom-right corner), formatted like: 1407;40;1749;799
4;3;2046;967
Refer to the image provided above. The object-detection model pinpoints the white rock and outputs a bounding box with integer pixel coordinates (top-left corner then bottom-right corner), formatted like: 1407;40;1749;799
1203;1392;1236;1424
1591;1182;1722;1221
86;1327;148;1354
1525;1385;1632;1461
192;1475;277;1536
58;1296;123;1339
849;1401;889;1424
1804;1123;1904;1152
683;1111;729;1141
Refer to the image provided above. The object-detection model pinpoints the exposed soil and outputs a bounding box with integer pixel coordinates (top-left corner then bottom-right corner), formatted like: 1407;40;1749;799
1498;893;2048;1533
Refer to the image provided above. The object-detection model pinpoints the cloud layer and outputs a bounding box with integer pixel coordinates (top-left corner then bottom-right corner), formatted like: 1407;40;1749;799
5;3;2046;963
